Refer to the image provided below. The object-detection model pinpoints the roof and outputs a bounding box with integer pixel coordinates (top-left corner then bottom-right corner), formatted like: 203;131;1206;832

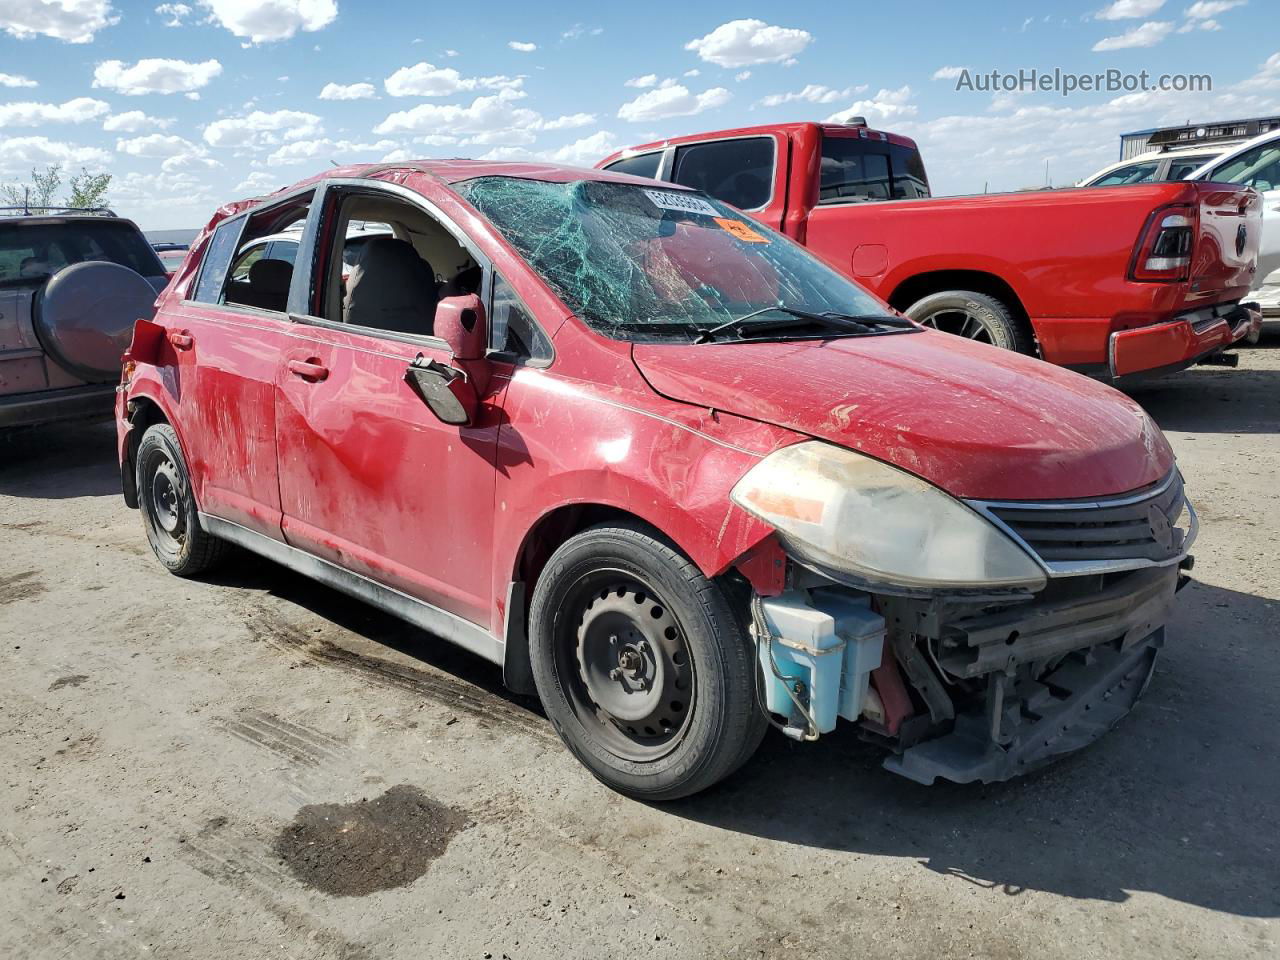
599;120;920;166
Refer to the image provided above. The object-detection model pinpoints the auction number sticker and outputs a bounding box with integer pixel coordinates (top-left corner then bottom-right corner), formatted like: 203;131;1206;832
713;217;769;243
642;188;719;217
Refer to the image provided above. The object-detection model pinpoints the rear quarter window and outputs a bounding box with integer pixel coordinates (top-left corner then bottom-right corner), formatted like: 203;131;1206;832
605;152;663;180
819;137;931;202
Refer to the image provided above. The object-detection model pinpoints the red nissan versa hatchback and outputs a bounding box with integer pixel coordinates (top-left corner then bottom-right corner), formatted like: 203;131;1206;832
116;161;1196;799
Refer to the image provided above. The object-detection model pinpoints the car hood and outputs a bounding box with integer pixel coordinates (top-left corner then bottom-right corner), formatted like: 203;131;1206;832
631;330;1174;501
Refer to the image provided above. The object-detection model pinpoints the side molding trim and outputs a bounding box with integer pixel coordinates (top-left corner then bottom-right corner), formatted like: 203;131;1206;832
199;513;504;666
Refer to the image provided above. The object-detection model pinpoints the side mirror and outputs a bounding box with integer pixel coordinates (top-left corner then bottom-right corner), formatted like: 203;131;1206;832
435;293;488;361
403;355;478;426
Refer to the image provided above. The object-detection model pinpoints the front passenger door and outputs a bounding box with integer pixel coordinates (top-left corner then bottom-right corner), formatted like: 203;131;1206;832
272;183;509;631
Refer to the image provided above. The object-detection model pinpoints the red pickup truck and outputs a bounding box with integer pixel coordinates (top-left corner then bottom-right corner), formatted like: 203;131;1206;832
599;121;1263;381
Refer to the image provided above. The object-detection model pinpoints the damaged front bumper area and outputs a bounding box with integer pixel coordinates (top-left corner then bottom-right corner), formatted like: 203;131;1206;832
879;565;1178;784
749;562;1185;786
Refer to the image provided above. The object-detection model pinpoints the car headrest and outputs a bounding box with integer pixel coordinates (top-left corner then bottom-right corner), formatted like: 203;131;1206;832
249;258;293;296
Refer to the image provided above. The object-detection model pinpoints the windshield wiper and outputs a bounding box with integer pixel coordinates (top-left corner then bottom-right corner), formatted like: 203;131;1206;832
693;306;910;344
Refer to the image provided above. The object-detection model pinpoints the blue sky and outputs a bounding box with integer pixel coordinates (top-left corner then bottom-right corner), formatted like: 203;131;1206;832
0;0;1276;229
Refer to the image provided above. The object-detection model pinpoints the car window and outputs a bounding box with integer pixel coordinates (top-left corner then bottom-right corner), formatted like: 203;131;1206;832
1089;161;1160;187
670;138;773;210
218;193;313;313
0;220;163;285
491;272;551;360
819;137;931;202
1211;142;1280;191
605;152;663;180
1167;155;1214;180
191;219;242;303
268;239;299;266
228;242;267;282
312;190;480;339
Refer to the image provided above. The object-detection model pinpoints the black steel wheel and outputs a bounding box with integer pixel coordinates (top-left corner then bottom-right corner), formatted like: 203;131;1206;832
136;423;229;576
529;523;766;800
565;575;695;761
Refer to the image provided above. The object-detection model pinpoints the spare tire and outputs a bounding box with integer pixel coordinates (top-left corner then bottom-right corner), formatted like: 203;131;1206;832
34;261;159;382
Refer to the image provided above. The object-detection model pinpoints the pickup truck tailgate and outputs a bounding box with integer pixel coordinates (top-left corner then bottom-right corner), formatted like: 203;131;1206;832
1188;183;1262;307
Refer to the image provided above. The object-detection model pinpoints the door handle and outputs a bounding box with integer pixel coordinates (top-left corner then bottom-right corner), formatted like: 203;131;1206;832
287;358;329;382
167;330;193;350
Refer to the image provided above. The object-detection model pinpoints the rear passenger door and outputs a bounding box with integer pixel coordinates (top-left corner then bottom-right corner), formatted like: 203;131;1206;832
271;181;515;631
166;189;313;538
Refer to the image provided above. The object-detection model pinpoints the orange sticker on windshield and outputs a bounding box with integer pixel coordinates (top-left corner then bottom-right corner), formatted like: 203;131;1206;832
713;217;769;243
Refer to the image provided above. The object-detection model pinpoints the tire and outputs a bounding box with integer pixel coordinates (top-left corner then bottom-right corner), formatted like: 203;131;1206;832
528;522;767;801
135;423;229;577
904;289;1036;355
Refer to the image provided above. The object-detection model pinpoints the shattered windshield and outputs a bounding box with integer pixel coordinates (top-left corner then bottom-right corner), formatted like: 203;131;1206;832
454;177;902;343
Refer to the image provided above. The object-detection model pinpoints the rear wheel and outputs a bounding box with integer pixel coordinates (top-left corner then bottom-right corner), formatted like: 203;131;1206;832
136;423;229;576
904;289;1036;355
529;523;766;800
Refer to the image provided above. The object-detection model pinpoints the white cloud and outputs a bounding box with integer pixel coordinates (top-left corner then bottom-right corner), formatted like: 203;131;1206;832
0;97;109;128
232;170;280;194
1179;16;1222;30
155;2;190;26
617;84;731;122
561;24;601;40
735;71;751;82
824;85;917;123
683;68;700;78
442;47;458;56
319;81;377;100
380;148;414;162
115;133;201;158
414;133;458;145
383;62;523;97
543;130;620;167
508;40;536;52
103;110;174;132
375;88;543;142
0;0;118;43
198;0;337;43
932;65;966;80
203;109;324;147
1095;0;1165;18
540;112;595;130
625;74;658;89
93;58;223;96
1092;20;1174;49
0;137;111;174
479;130;621;168
0;72;37;88
684;19;811;68
1185;0;1244;17
759;84;867;107
265;137;397;165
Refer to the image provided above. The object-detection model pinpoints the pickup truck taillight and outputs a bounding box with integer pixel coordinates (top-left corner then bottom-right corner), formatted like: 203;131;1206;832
1130;204;1195;282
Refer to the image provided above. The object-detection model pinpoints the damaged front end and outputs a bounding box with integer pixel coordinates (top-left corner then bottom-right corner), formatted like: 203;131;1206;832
737;456;1196;785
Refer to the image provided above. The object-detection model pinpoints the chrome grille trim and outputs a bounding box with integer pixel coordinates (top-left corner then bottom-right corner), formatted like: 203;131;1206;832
967;470;1197;578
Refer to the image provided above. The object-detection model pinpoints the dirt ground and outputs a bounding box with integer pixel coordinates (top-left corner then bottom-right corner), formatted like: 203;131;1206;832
2;339;1278;960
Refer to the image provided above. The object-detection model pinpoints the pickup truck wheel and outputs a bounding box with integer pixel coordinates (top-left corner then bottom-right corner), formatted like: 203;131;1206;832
136;423;229;577
528;523;766;800
904;290;1035;354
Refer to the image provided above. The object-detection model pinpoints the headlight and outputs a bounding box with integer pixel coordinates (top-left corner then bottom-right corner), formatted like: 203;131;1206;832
731;442;1046;592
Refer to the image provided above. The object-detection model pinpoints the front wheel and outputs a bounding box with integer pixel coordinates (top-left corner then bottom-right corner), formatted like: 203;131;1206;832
904;289;1036;355
528;523;766;800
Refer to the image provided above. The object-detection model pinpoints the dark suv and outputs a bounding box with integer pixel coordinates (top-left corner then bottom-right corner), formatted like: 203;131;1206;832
1;206;167;429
